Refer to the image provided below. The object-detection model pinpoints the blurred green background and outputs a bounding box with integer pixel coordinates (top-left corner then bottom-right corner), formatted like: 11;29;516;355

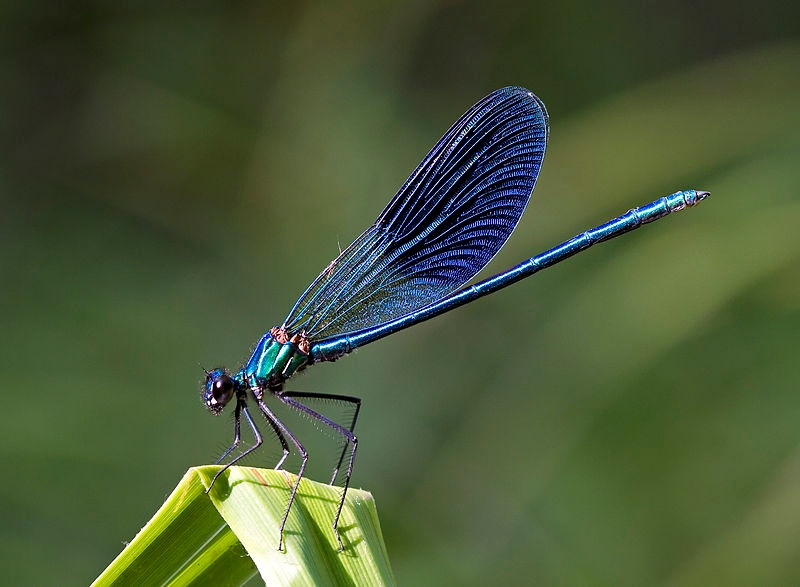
3;1;800;585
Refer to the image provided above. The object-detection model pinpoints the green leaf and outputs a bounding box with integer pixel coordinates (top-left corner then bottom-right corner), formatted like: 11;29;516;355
92;467;395;586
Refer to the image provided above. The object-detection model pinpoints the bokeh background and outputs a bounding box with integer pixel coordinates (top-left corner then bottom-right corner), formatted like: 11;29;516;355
3;1;800;585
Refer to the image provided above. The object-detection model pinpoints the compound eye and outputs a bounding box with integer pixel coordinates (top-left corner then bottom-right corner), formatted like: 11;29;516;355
204;368;235;413
216;376;234;398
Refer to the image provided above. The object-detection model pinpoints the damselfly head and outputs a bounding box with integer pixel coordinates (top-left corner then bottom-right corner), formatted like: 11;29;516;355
204;368;236;414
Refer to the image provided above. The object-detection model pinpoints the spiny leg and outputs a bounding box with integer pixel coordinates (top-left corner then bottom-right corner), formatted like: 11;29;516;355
208;401;262;491
213;398;244;466
277;392;358;551
280;391;361;485
256;399;308;551
263;411;291;471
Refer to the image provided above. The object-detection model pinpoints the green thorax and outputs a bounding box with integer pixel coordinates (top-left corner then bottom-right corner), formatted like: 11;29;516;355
243;326;309;389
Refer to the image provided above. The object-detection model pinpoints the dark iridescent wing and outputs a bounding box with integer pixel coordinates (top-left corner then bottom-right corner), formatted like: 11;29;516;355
283;87;549;341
